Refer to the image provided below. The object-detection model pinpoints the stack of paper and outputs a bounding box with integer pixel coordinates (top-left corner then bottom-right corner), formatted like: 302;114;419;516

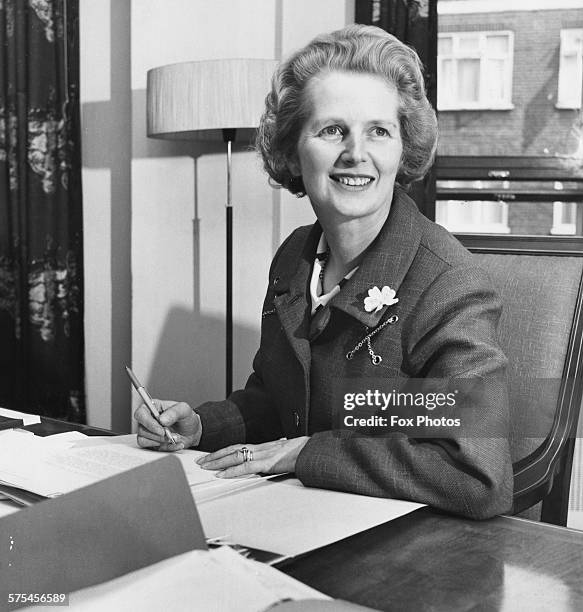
0;432;257;499
45;546;330;612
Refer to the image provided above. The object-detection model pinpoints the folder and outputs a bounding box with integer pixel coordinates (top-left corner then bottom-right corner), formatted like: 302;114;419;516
0;455;206;610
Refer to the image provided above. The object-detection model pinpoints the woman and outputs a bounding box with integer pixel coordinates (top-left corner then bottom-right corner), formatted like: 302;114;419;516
135;25;513;519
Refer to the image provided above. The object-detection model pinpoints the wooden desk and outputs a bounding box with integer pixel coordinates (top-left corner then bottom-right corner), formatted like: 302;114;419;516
25;418;583;611
281;507;583;611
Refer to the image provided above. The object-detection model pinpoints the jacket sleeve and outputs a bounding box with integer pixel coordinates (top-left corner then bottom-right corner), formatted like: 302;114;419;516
295;266;513;520
195;352;283;451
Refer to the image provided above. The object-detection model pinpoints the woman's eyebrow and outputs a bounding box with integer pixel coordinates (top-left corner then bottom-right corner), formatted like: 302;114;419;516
367;119;399;128
309;117;344;126
311;116;398;126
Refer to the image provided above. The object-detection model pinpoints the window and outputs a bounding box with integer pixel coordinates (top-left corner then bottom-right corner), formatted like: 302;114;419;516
557;29;583;109
438;31;514;110
551;202;578;235
436;3;583;253
436;198;510;234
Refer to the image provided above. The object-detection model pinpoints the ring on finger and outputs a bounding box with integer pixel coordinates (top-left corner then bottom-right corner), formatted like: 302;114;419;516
239;447;253;463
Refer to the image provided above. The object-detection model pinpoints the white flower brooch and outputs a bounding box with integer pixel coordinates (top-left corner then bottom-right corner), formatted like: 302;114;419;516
364;285;399;313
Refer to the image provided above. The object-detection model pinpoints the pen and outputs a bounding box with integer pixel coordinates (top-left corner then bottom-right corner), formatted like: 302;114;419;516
125;365;178;445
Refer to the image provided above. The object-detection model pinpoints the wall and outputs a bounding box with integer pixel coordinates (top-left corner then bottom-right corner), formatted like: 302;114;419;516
80;0;353;430
80;0;132;431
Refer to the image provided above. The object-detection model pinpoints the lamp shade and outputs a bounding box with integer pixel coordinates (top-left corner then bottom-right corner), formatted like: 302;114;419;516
146;58;278;140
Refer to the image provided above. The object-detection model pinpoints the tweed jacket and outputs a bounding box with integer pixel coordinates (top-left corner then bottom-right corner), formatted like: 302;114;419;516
196;186;513;519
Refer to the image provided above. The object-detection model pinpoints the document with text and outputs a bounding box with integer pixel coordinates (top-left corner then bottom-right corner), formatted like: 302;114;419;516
0;431;256;498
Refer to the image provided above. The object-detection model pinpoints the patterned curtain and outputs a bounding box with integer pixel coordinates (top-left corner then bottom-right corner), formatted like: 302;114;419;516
355;0;437;217
0;0;84;421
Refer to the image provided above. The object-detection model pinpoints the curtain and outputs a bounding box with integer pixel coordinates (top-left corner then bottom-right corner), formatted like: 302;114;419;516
0;0;84;421
355;0;437;217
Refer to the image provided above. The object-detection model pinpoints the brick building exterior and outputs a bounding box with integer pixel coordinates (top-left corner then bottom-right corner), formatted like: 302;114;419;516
438;5;582;157
436;0;583;236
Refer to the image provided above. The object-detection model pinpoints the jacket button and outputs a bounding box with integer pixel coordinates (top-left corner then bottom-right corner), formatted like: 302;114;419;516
273;276;280;286
293;411;300;428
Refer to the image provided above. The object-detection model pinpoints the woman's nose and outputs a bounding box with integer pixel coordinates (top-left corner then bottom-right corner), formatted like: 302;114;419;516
341;134;367;164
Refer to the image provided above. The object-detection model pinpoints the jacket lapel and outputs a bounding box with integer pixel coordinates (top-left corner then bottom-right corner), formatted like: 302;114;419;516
331;188;423;328
272;224;320;395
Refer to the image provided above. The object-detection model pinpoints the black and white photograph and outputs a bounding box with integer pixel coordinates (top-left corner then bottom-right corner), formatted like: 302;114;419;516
1;0;582;610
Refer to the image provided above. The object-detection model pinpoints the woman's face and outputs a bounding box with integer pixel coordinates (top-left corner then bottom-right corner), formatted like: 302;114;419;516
292;70;403;225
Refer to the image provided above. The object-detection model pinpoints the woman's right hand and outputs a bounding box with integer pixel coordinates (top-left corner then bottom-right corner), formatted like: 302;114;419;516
134;400;202;452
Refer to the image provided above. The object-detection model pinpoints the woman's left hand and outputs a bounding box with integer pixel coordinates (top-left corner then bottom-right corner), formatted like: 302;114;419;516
196;437;310;478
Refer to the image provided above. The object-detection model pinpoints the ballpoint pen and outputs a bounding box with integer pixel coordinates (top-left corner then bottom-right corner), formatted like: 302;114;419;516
125;365;178;445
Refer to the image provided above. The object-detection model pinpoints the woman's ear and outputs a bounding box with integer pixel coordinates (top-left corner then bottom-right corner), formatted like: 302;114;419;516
396;154;405;180
287;155;301;177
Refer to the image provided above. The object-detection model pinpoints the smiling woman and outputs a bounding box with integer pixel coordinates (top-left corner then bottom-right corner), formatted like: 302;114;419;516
134;24;513;520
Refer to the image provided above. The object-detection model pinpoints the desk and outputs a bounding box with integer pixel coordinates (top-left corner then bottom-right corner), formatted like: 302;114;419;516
281;509;583;611
23;418;583;611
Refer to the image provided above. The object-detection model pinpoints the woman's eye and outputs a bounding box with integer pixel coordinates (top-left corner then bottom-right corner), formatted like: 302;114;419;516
371;127;389;137
319;125;343;138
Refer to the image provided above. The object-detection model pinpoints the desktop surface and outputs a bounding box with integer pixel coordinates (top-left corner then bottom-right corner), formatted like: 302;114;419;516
281;506;583;611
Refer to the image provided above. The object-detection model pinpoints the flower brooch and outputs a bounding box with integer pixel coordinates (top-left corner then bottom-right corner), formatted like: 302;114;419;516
346;286;399;366
364;285;398;313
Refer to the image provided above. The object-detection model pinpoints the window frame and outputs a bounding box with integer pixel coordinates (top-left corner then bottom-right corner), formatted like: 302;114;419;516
437;30;515;111
435;156;583;254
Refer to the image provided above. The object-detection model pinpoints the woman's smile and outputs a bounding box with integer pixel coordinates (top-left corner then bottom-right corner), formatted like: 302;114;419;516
330;173;375;189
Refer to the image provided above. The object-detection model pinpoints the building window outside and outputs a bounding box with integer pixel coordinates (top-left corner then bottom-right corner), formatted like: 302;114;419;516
557;28;583;109
551;202;578;235
436;200;510;233
438;31;514;110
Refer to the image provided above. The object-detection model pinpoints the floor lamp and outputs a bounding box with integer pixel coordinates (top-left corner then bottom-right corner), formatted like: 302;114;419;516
146;59;277;396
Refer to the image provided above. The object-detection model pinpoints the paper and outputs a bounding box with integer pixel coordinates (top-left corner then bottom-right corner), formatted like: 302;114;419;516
0;431;257;498
41;431;89;444
70;434;262;490
0;431;128;496
198;477;423;559
74;434;213;482
45;546;329;612
0;407;41;426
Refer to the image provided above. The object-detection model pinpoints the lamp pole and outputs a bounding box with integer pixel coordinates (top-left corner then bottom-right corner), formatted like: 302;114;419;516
223;128;236;396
